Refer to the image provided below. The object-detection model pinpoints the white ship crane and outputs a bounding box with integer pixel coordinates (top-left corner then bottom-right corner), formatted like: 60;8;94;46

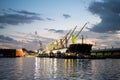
35;31;43;53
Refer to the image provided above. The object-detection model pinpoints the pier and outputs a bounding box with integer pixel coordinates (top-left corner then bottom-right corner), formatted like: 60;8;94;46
91;48;120;59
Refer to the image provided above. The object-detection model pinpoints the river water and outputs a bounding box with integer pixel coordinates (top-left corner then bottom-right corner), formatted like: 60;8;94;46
0;58;120;80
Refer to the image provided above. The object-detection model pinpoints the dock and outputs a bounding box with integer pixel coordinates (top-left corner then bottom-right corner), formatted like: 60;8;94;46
91;48;120;59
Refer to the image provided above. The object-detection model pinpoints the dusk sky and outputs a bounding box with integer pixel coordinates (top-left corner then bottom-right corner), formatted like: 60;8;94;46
0;0;120;50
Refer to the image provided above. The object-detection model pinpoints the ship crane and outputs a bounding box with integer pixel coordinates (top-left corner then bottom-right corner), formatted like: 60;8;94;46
58;26;77;48
53;30;71;49
72;22;89;44
52;26;77;49
35;31;43;53
62;29;72;48
62;29;72;42
60;29;72;48
65;26;77;47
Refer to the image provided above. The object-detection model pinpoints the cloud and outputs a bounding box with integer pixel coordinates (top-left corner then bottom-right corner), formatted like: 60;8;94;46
46;17;55;21
88;0;120;33
45;28;64;33
63;14;71;19
97;35;110;39
0;33;55;50
0;35;17;43
78;31;120;49
0;9;44;25
0;25;5;29
0;14;44;25
9;8;40;15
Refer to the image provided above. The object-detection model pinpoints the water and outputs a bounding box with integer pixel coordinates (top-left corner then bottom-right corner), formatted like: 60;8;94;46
0;58;120;80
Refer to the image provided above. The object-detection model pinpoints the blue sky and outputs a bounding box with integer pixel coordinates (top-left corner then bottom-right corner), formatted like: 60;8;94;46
0;0;120;50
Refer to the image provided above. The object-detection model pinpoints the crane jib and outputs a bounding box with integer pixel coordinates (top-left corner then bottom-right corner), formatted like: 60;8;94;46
75;22;89;38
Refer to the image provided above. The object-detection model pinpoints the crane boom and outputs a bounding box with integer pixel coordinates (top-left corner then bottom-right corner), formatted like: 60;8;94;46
59;26;77;48
71;22;89;44
75;22;88;38
67;26;77;41
62;29;71;42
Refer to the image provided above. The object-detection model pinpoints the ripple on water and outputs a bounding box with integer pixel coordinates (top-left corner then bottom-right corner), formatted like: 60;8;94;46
0;58;120;80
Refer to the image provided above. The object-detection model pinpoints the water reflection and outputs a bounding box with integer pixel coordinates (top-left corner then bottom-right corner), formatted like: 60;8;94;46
0;58;120;80
34;58;92;79
0;58;35;80
91;59;120;80
34;58;58;78
34;58;120;80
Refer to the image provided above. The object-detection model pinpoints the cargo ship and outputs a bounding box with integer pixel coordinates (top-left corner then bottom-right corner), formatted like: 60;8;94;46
46;23;93;58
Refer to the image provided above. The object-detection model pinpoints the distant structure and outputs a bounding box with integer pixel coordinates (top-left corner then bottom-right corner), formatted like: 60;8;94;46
35;31;43;54
91;48;120;58
0;49;24;57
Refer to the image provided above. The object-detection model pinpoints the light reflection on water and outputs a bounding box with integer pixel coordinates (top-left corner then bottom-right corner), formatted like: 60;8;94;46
0;58;35;80
0;58;120;80
34;58;97;80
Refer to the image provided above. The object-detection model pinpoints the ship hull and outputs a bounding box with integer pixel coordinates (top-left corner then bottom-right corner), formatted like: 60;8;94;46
68;44;92;55
49;43;92;58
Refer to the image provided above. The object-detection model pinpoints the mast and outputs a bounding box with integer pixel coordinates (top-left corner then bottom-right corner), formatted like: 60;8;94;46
81;35;84;44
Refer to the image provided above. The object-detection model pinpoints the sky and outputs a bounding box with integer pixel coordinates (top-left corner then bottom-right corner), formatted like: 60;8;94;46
0;0;120;50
